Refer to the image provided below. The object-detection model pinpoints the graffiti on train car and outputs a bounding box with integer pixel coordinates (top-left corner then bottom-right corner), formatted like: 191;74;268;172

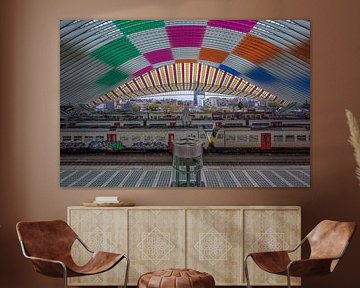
87;141;124;152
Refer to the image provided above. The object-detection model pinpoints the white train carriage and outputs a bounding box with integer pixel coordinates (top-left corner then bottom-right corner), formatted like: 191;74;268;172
117;120;144;127
60;127;210;151
191;120;214;130
280;119;310;128
146;120;183;127
248;119;310;128
117;127;209;150
271;129;310;149
223;119;247;127
75;121;115;128
61;128;114;144
117;128;168;148
65;120;145;128
211;127;310;151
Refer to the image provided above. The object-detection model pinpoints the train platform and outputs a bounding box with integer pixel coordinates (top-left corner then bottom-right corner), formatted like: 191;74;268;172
60;165;310;188
60;152;310;166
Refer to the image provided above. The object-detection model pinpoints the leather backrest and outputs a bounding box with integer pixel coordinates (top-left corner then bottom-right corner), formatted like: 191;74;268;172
307;220;356;260
16;220;77;261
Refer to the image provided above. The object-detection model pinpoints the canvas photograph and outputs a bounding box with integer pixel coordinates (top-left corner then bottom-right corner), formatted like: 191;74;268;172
60;20;310;188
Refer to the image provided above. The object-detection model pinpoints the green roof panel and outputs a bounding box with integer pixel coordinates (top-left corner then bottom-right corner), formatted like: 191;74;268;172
113;20;165;35
96;69;129;86
91;37;140;67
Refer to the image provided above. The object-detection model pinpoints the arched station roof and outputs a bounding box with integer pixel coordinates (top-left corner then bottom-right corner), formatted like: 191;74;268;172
88;62;281;107
60;20;310;106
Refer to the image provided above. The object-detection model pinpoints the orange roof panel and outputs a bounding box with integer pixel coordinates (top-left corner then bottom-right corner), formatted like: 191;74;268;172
289;39;310;64
199;48;229;63
175;59;198;64
233;34;280;64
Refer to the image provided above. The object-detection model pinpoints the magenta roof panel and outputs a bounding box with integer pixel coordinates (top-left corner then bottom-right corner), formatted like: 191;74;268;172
208;20;258;33
166;25;206;48
132;65;153;77
143;48;174;64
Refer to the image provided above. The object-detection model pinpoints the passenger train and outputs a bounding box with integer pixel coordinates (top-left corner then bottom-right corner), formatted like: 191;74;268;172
61;118;308;130
61;127;209;152
209;127;310;152
60;126;310;153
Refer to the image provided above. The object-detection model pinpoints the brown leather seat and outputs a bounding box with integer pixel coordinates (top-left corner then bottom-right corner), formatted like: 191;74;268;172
16;220;129;288
138;268;215;288
244;220;357;288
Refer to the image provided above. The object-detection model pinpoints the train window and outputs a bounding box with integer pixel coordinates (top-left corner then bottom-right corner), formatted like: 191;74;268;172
285;135;295;142
297;135;307;142
96;136;104;141
84;136;93;142
237;135;247;142
249;135;259;142
74;136;82;142
62;136;71;142
252;122;269;127
120;136;129;141
274;135;283;142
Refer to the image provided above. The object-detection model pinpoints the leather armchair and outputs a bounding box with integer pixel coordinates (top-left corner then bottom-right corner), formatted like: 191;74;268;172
16;219;129;288
244;220;356;288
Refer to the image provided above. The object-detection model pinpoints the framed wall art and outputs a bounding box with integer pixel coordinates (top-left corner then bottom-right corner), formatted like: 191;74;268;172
60;20;310;188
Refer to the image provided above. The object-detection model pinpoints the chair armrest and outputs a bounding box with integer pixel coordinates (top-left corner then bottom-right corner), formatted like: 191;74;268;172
246;250;291;261
19;240;67;277
76;236;94;253
286;237;307;253
287;258;336;277
246;251;291;274
248;250;289;256
26;255;64;265
245;237;306;259
25;255;67;278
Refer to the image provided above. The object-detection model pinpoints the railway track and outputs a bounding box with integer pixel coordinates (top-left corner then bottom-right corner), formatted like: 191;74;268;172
61;154;310;166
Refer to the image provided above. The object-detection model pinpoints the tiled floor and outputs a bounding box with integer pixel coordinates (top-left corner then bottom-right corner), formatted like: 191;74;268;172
60;166;310;187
